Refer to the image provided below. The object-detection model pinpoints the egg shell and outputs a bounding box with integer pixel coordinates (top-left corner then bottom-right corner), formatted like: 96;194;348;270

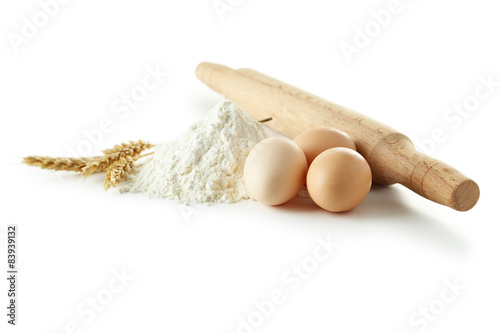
293;127;356;166
306;147;372;212
244;137;307;206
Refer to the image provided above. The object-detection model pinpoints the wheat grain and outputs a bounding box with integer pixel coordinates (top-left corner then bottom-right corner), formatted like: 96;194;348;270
83;140;154;178
103;155;137;190
23;156;94;172
102;140;154;157
82;155;115;178
23;140;154;191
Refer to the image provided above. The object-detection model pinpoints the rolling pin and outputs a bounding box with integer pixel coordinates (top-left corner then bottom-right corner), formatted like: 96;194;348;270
195;62;480;211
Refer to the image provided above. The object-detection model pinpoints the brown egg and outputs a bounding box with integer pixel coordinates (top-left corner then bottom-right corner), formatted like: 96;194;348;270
244;137;307;206
293;127;356;166
306;147;371;212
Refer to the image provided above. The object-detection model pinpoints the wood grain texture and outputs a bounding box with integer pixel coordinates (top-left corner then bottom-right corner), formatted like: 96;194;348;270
196;62;480;211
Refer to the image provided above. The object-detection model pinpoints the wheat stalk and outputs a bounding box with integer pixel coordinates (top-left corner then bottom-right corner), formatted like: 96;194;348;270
23;156;96;172
23;140;154;190
82;140;154;178
102;140;154;158
104;155;137;190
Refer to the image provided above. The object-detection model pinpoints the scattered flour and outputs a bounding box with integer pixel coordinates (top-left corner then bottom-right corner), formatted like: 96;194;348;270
122;100;270;204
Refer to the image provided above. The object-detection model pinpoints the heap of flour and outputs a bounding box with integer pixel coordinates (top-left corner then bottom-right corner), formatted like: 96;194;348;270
122;100;270;203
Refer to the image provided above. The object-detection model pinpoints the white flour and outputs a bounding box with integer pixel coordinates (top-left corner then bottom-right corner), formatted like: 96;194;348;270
122;100;270;203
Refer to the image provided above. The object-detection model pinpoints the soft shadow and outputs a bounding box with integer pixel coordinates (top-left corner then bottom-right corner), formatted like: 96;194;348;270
348;183;414;219
274;183;411;216
347;185;467;253
273;197;320;213
272;184;468;254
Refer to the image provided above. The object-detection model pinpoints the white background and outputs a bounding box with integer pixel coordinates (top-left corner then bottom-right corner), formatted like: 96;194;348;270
1;0;499;332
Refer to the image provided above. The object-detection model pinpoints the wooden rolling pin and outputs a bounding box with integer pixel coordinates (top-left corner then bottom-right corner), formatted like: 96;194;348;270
195;62;480;211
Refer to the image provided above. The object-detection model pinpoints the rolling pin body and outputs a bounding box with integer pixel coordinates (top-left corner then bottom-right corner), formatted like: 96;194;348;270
196;62;479;211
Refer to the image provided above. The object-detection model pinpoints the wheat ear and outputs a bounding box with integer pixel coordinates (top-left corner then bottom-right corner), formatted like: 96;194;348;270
82;140;154;178
23;156;95;172
104;155;137;190
102;140;154;156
